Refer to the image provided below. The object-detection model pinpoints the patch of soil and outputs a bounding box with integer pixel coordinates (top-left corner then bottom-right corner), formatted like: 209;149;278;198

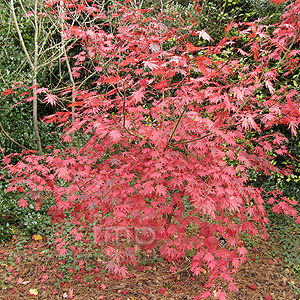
0;236;299;300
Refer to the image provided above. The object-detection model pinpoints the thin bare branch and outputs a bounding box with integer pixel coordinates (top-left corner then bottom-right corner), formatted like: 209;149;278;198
0;121;31;151
10;0;34;69
33;0;42;155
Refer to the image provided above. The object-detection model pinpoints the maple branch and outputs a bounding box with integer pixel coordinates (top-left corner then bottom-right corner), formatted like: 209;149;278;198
75;173;99;193
171;87;260;146
116;88;155;149
122;124;152;147
0;122;31;151
171;132;213;146
75;175;112;204
224;93;255;129
167;105;188;146
275;26;300;69
76;70;97;90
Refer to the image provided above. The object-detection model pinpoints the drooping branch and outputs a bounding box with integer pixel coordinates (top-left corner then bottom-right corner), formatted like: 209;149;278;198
0;121;31;151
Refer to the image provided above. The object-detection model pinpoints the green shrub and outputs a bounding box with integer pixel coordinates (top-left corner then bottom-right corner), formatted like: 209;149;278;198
0;178;55;243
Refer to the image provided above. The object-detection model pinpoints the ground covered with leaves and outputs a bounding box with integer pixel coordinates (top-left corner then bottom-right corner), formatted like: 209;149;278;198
0;234;299;300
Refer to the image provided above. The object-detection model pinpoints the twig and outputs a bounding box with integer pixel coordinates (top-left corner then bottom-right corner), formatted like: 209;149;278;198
10;0;34;69
171;87;260;146
60;0;76;145
275;27;300;69
0;121;31;151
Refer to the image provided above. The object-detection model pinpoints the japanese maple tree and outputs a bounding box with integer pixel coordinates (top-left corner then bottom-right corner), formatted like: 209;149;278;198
3;0;300;298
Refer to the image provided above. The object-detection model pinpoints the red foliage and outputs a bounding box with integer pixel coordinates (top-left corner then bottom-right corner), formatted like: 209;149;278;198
271;0;286;4
2;0;300;298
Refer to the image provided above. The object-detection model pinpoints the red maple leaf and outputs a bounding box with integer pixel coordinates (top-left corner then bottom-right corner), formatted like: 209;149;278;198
142;181;155;195
44;93;58;105
197;290;212;299
57;201;71;211
225;20;235;33
288;121;298;136
118;266;129;278
68;288;74;299
119;57;138;67
186;42;201;52
70;228;84;241
204;252;214;263
109;130;122;142
131;88;145;104
216;291;228;300
58;248;68;256
153;80;169;89
17;278;24;284
155;184;167;196
228;282;238;292
105;260;116;273
237;247;248;256
36;87;49;94
144;60;160;70
104;75;120;84
18;199;28;208
56;167;71;180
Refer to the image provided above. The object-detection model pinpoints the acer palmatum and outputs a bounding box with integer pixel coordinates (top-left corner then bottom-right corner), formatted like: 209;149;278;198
3;0;300;298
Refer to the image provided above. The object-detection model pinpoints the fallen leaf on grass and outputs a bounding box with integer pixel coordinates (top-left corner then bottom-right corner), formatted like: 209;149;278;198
63;288;74;299
0;263;9;267
267;259;279;265
17;278;24;284
29;288;38;296
32;234;43;241
282;276;288;284
39;273;49;282
68;287;74;299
